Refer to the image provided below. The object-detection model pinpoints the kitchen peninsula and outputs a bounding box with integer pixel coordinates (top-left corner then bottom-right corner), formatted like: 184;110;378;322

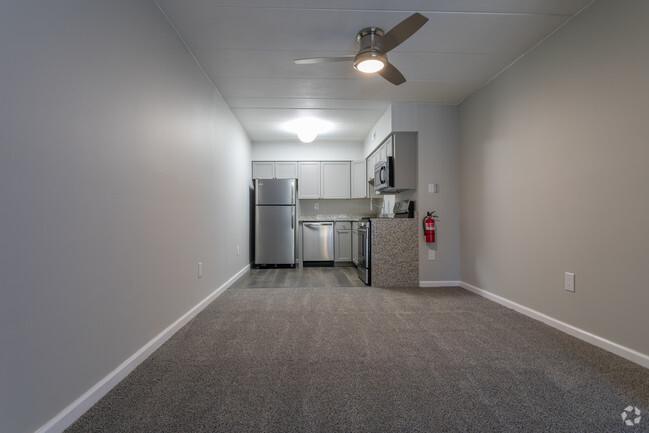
370;218;419;287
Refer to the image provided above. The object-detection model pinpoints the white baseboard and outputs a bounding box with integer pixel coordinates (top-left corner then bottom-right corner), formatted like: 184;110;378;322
419;280;461;287
36;264;250;433
459;281;649;369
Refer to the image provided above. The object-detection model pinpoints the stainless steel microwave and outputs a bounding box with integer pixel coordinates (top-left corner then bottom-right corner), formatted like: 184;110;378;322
374;158;393;191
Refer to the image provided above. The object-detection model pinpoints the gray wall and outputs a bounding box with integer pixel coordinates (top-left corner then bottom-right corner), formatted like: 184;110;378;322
391;104;461;284
459;0;649;356
0;2;251;432
252;140;363;161
363;104;461;284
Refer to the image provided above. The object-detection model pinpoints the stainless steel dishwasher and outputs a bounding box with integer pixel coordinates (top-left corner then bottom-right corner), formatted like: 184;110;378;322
302;221;334;266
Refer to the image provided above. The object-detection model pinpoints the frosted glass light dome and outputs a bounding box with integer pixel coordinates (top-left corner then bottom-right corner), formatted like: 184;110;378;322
355;58;385;73
283;118;332;143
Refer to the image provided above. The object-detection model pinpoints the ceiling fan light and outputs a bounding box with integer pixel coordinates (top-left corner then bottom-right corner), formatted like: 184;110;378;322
356;58;385;73
353;51;386;73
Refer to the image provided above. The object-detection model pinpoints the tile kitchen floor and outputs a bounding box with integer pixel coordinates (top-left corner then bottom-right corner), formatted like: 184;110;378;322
231;265;365;289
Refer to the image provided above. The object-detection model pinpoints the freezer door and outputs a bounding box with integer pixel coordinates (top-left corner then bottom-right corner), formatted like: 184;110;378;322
255;205;296;264
255;178;295;205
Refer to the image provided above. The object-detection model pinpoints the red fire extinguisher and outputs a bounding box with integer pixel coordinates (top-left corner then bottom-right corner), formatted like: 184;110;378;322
423;211;438;243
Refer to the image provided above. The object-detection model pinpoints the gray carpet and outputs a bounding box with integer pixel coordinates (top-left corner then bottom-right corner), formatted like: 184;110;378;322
67;285;649;432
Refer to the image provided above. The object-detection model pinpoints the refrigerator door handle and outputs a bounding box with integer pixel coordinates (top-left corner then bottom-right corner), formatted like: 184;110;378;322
291;208;294;229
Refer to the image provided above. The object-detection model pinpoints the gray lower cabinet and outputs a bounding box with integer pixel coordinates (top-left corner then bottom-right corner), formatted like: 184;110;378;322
335;221;352;262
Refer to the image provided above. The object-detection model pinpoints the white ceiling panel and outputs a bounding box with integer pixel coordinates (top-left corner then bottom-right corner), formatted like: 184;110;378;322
403;13;570;54
225;98;391;111
195;48;517;82
369;52;519;81
192;49;360;80
164;7;569;53
158;0;593;16
156;1;594;143
214;77;479;103
232;108;384;141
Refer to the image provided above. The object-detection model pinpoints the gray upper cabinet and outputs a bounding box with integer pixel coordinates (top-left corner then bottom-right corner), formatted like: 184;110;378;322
252;161;274;179
253;161;298;179
298;161;320;199
378;141;387;162
384;135;394;157
275;161;298;179
267;160;356;199
351;160;367;198
321;161;350;199
365;132;417;194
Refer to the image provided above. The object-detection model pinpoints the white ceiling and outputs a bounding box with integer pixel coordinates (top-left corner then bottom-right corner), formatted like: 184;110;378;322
156;0;593;143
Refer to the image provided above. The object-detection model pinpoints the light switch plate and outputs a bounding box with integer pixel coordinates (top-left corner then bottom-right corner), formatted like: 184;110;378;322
565;272;575;292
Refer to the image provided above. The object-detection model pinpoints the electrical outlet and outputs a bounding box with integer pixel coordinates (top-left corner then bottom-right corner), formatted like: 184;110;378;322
198;262;203;278
428;249;436;261
428;184;439;193
565;272;575;292
236;245;240;256
314;202;319;210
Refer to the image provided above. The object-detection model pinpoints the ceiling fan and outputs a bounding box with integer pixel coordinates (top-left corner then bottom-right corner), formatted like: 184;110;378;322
294;13;429;86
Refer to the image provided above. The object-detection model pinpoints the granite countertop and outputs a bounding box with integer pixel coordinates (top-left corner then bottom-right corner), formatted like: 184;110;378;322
298;215;374;222
370;216;416;220
298;216;417;222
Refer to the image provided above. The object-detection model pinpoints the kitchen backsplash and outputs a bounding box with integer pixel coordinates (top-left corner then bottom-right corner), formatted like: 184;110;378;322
299;199;383;219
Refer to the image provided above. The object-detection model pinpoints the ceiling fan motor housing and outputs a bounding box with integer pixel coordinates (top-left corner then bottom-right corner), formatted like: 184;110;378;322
354;27;387;72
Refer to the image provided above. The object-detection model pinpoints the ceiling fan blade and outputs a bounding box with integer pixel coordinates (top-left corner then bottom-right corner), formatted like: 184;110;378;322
377;62;406;86
294;56;354;64
375;12;429;53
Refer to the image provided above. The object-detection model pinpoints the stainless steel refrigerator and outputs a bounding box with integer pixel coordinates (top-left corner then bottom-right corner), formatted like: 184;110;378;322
254;178;296;266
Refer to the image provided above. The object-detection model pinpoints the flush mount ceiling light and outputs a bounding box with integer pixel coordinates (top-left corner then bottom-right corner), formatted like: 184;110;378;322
284;118;332;143
297;129;318;143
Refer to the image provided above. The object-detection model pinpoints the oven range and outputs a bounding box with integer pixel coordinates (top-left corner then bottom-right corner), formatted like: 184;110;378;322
357;218;371;285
